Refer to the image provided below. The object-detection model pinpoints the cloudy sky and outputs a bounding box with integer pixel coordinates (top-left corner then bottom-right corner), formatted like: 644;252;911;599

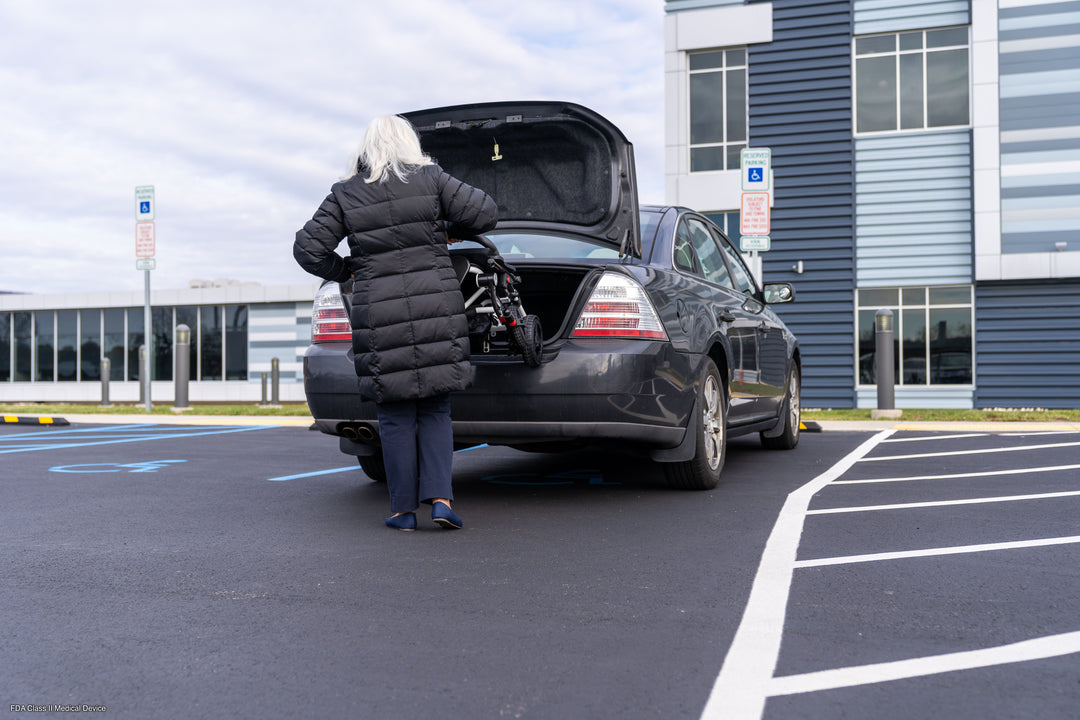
0;0;665;295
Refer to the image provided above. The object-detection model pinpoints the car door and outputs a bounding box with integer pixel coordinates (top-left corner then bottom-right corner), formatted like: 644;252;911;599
674;216;762;421
712;227;788;415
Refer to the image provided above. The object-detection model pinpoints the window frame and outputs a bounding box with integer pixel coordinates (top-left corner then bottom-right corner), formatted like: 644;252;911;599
687;47;748;172
852;26;972;137
856;285;974;387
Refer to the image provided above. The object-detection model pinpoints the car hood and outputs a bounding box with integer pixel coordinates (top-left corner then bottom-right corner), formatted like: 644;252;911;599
402;101;641;258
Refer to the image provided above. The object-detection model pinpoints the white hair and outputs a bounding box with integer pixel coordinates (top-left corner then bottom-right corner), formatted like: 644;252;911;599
349;115;433;184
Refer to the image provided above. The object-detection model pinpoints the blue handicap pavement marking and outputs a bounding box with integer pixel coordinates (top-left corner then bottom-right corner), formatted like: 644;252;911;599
50;460;188;474
0;423;275;455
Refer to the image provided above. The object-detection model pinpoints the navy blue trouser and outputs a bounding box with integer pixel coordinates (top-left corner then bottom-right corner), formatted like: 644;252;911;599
376;393;454;514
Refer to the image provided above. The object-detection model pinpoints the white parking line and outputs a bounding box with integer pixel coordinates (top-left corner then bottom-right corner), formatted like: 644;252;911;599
699;430;895;720
768;630;1080;697
807;489;1080;515
861;440;1080;463
882;433;987;443
794;535;1080;569
834;463;1080;485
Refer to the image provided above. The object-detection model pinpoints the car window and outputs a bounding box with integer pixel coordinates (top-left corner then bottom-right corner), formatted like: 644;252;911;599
673;222;698;274
685;218;733;288
482;232;621;259
714;229;757;295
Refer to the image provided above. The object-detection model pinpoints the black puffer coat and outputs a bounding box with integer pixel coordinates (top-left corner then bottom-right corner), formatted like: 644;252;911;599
294;164;497;403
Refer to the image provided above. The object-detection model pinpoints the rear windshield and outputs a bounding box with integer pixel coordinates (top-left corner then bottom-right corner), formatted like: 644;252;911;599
478;212;662;261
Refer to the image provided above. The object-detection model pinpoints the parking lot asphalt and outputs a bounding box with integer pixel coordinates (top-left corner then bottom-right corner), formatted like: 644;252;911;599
2;418;1078;719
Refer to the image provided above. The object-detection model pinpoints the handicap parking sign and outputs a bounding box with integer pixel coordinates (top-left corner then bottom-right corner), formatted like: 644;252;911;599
740;148;771;191
748;167;763;183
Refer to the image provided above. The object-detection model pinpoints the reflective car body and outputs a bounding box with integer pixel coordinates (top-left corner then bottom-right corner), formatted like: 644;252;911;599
302;102;801;489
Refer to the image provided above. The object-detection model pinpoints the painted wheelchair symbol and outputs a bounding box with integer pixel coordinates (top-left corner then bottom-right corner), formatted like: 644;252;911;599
49;459;187;474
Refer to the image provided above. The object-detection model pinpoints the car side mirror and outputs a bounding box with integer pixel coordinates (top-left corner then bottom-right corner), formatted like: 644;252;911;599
763;282;795;305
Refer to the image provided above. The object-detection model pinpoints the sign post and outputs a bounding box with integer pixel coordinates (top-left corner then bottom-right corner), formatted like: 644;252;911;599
135;186;155;412
740;148;772;283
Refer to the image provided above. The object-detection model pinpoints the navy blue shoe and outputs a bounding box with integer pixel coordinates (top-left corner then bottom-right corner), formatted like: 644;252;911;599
432;502;462;530
385;512;417;531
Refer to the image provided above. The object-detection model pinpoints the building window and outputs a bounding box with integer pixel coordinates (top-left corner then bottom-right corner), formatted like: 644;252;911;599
858;286;973;386
152;307;173;381
103;309;125;381
14;312;31;381
225;305;248;381
200;305;223;381
0;313;9;382
703;211;741;240
854;27;969;134
689;48;747;171
80;309;101;381
35;311;54;382
127;308;144;381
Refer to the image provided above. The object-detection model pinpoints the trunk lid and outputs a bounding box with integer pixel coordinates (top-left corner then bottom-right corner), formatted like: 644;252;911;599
402;101;641;258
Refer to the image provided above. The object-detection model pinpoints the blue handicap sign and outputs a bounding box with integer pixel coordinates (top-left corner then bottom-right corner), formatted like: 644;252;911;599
748;167;763;183
140;201;151;214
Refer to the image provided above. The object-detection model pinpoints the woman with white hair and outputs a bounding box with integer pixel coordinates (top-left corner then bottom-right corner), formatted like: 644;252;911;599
294;115;498;531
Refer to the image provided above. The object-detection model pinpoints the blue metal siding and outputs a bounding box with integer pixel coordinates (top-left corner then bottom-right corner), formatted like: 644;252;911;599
999;0;1080;254
975;281;1080;408
855;131;973;286
749;0;856;408
853;0;970;34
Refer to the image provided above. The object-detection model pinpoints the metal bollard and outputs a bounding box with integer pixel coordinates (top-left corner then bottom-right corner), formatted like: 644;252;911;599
174;324;191;409
100;357;111;407
260;372;269;406
874;308;898;416
270;357;280;405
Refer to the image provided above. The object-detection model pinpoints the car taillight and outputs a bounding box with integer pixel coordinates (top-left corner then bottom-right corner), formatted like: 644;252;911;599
311;284;351;343
572;272;668;340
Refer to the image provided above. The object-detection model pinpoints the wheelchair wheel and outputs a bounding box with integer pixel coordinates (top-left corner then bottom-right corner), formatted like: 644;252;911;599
511;314;543;367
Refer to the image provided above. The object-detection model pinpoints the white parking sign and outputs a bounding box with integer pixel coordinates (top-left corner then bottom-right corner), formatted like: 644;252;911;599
741;148;771;192
135;185;155;221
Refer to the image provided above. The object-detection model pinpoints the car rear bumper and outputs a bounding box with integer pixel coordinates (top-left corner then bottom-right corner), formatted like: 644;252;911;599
304;339;698;450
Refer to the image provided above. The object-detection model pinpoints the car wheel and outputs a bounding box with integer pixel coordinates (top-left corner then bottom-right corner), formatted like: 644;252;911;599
358;454;387;483
664;358;726;491
761;366;800;450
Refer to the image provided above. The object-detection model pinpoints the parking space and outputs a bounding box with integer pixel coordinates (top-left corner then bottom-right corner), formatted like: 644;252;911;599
706;428;1080;720
3;420;1078;718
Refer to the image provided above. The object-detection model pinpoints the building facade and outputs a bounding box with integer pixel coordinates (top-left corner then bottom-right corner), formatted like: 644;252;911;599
665;0;1080;408
0;283;320;404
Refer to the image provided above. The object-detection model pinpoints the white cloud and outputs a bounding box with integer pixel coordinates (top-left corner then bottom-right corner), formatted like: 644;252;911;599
0;0;664;294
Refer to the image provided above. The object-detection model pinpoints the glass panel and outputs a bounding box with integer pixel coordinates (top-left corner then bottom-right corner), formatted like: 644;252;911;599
104;309;125;381
926;49;969;127
927;27;967;48
726;48;745;67
57;310;77;382
689;50;725;70
225;305;247;381
15;312;32;381
152;307;173;382
79;309;101;381
690;72;724;144
899;53;924;130
691;146;725;172
717;236;757;294
127;307;144;381
929;308;972;384
858;288;899;307
0;313;9;382
35;311;54;382
727;144;745;170
902;287;926;305
856;56;897;132
858;309;877;384
856;35;895;54
899;32;923;50
726;68;747;142
929;286;971;305
200;306;223;381
687;219;733;288
176;306;198;382
901;308;927;385
673;222;699;274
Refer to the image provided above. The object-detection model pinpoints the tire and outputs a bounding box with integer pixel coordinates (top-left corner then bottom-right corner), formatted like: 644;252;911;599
664;358;726;490
761;366;800;450
510;314;543;367
358;454;387;483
